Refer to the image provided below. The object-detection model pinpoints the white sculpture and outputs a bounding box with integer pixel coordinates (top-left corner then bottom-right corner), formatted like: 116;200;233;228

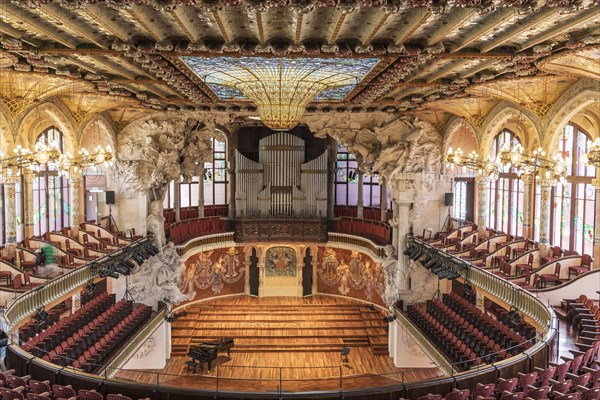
381;244;400;308
146;200;166;251
128;243;192;310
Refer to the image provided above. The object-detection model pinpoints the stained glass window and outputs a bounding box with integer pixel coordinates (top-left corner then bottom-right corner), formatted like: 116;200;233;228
550;123;596;255
453;180;468;220
33;127;70;236
204;138;228;206
487;129;524;236
335;144;359;206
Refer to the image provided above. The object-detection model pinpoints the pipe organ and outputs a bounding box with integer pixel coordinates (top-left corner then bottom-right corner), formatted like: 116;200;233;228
236;132;327;218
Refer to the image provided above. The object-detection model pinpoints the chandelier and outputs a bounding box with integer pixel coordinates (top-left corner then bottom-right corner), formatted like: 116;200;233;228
447;145;569;184
0;143;113;183
584;138;600;167
182;56;379;131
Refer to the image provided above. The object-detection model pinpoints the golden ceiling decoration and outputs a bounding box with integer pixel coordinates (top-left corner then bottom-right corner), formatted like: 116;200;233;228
0;71;94;119
421;97;499;129
537;45;600;80
465;76;576;120
0;52;17;69
60;92;138;127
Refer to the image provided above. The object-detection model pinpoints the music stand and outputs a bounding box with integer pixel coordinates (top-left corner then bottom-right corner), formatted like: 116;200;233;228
340;346;350;367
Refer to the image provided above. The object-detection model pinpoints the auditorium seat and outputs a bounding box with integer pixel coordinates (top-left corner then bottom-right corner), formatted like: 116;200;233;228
540;263;561;287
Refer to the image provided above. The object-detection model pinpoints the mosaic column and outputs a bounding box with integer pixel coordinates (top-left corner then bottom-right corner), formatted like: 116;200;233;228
24;174;35;238
244;246;252;295
593;177;600;268
311;246;319;295
71;175;82;234
538;179;553;259
197;166;205;218
380;177;388;223
476;177;488;237
4;181;17;243
357;172;364;219
173;181;180;222
396;200;412;292
521;175;533;238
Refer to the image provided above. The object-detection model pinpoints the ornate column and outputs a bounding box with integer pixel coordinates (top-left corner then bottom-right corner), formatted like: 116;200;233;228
173;180;181;222
228;162;236;219
24;174;35;238
4;180;17;243
311;246;319;295
297;246;305;297
71;175;83;235
521;175;533;239
593;177;600;268
327;142;336;219
538;179;554;257
476;177;488;237
357;172;364;219
198;167;205;218
396;200;412;292
380;177;388;223
244;246;252;295
391;200;399;250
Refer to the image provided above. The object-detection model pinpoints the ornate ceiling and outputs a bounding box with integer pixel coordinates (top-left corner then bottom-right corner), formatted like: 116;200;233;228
0;0;598;133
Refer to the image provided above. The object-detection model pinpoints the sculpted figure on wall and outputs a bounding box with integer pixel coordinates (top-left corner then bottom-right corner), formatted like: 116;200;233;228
146;200;166;251
303;113;442;181
128;243;191;309
382;244;400;308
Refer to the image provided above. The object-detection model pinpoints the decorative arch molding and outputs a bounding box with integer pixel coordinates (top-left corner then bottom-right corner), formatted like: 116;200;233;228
0;102;15;142
0;109;14;151
17;100;78;152
441;116;480;157
543;81;600;152
80;113;118;151
480;102;541;156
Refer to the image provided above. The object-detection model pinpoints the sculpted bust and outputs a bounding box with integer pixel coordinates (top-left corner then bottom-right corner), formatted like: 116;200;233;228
147;200;166;250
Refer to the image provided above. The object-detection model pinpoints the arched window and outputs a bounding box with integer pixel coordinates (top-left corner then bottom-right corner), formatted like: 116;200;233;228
33;127;70;236
487;129;524;236
550;123;596;255
335;144;359;206
164;137;228;209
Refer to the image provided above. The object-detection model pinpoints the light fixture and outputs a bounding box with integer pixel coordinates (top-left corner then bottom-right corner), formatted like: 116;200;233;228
446;145;568;185
0;144;113;183
584;138;600;168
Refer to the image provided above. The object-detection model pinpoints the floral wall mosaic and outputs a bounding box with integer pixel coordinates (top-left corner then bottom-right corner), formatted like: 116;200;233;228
316;247;385;306
181;246;246;302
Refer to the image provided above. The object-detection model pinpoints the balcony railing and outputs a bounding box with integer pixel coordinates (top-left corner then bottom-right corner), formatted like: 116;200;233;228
4;238;151;332
328;232;386;259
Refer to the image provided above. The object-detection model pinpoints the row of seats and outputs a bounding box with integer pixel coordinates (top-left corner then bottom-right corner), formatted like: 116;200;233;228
411;337;600;400
0;371;148;400
336;218;391;245
408;302;483;370
20;292;114;345
565;295;600;335
169;217;225;244
445;292;535;345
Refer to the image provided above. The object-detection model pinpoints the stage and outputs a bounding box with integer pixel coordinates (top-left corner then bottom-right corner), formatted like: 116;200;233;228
115;295;443;392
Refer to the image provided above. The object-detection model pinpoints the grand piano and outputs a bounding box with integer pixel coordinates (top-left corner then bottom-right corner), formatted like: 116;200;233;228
187;337;234;371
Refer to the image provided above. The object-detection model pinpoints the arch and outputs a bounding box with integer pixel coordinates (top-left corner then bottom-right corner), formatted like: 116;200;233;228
543;84;600;152
0;110;13;154
17;101;78;153
80;113;117;151
480;102;541;157
441;116;480;157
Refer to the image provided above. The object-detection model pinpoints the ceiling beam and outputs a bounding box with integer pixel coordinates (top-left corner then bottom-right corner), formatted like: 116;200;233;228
170;8;198;43
1;4;77;48
362;13;389;45
127;7;165;42
426;59;471;83
88;56;137;80
329;13;346;44
406;60;450;82
294;13;304;44
451;9;516;52
459;59;498;78
426;8;475;47
519;8;600;51
211;10;231;43
80;5;130;43
39;4;108;49
256;11;265;43
479;8;559;53
394;10;431;45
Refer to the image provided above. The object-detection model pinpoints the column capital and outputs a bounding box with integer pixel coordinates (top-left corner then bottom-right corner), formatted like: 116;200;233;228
538;178;555;188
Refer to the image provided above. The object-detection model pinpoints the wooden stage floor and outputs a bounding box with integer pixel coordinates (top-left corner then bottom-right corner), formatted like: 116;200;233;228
115;295;443;392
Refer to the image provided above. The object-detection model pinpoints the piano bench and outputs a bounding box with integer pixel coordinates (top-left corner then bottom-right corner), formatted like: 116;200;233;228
185;360;199;373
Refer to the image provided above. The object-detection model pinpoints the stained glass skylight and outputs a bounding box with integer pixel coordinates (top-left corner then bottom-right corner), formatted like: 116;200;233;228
181;56;379;130
181;56;379;101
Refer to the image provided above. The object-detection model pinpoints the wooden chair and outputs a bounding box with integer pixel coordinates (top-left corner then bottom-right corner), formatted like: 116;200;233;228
515;253;535;276
568;254;592;279
18;250;36;274
541;263;561;287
